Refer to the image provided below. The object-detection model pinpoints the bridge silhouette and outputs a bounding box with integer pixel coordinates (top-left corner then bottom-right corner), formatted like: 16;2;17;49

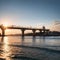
0;24;49;36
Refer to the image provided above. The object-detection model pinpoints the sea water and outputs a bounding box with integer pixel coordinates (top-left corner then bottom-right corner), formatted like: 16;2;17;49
0;36;60;60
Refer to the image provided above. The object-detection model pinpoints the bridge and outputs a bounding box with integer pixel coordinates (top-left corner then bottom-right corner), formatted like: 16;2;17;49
0;24;49;36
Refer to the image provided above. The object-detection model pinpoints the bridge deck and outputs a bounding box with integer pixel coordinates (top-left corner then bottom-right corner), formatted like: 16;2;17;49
6;26;49;31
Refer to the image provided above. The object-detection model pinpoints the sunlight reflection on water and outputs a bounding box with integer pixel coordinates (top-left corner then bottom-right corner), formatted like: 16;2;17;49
2;37;11;60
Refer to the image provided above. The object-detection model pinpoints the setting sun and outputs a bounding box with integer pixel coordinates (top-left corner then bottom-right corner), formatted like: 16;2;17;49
3;22;9;27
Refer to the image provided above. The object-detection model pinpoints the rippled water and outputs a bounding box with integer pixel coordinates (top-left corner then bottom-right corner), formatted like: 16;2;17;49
0;36;60;60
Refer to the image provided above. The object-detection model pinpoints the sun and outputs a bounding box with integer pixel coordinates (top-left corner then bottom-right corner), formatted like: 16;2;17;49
3;22;9;27
4;24;8;27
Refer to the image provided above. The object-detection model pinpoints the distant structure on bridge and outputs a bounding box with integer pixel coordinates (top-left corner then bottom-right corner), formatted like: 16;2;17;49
0;24;49;36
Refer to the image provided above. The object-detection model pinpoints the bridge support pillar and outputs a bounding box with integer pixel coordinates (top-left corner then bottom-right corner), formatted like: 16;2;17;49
39;30;42;35
32;29;36;36
43;30;45;33
1;25;6;36
39;30;42;33
2;30;5;36
46;30;49;34
21;29;25;36
42;26;45;33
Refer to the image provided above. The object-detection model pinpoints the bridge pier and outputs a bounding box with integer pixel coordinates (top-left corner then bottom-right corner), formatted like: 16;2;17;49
2;29;5;36
43;30;45;33
0;25;6;36
45;30;49;34
21;29;25;36
39;29;42;35
39;30;42;33
32;29;36;36
42;26;45;33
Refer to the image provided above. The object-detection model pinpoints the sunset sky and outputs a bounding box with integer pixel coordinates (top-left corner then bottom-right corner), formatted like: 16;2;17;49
0;0;60;32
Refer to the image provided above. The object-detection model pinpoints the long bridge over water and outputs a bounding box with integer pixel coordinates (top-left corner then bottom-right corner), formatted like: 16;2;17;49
0;25;49;36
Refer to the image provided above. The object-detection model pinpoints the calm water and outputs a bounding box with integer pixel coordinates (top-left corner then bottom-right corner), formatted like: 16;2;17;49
0;36;60;60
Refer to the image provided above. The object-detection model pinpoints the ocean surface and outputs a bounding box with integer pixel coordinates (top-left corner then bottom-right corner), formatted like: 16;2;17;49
0;36;60;60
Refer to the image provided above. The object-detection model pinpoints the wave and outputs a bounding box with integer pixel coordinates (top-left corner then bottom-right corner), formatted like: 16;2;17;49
10;54;38;60
0;43;60;53
9;44;60;53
